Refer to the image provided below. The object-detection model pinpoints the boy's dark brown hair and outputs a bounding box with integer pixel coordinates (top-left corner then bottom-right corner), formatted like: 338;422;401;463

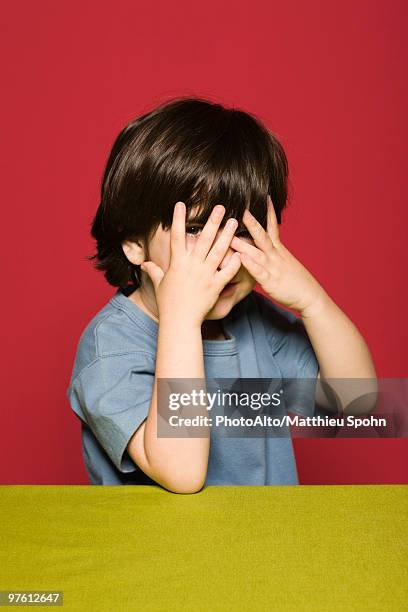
89;96;290;288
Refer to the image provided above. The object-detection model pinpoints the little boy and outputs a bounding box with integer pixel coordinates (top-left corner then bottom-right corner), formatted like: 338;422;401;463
67;97;376;492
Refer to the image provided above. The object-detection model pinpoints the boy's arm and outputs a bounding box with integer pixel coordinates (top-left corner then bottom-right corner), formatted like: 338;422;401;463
127;202;241;493
127;315;209;494
301;290;377;414
231;196;377;415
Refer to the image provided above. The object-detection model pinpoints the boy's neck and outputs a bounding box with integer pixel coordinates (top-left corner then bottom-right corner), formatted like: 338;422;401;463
126;287;227;341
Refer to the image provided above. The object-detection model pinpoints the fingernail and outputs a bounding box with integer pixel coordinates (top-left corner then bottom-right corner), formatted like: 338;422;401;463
227;218;238;229
214;205;225;218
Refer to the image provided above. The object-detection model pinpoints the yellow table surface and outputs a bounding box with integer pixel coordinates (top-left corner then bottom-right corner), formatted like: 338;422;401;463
1;485;407;611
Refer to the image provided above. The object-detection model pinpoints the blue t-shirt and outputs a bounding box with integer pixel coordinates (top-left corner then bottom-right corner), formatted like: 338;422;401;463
66;288;319;486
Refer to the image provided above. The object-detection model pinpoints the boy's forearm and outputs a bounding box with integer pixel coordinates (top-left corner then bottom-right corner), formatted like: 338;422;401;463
300;290;377;413
143;315;210;493
300;290;376;378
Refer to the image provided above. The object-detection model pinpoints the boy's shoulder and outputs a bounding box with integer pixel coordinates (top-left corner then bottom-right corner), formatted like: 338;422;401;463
249;290;299;328
248;290;308;348
69;291;155;383
248;291;318;378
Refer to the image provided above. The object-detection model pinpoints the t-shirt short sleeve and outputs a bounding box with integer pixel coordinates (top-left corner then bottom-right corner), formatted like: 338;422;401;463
68;352;155;473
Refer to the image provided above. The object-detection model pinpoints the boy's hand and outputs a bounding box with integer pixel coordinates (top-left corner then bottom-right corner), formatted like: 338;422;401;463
230;195;326;316
141;202;241;326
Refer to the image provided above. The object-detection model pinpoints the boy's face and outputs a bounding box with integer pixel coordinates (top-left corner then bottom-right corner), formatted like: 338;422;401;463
142;207;257;320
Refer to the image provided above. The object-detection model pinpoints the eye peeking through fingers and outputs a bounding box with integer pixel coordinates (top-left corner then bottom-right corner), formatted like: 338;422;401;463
185;224;203;237
185;224;254;244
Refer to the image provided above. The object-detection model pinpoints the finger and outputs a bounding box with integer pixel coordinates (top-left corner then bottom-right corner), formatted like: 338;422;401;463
266;195;280;246
239;253;269;284
205;218;238;270
230;236;267;266
215;252;242;288
192;205;225;260
170;201;186;260
140;261;164;291
242;208;273;254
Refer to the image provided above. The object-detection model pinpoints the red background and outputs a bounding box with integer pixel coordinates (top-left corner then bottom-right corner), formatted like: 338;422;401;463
1;0;407;484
